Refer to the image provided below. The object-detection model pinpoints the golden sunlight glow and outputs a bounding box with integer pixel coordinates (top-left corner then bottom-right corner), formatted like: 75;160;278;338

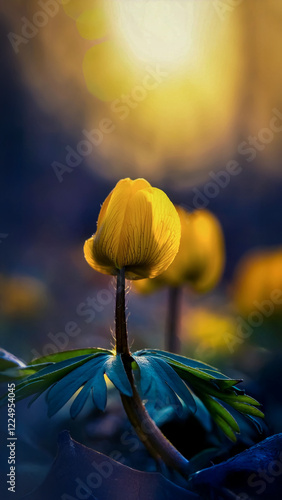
6;1;282;182
80;0;243;179
107;0;204;70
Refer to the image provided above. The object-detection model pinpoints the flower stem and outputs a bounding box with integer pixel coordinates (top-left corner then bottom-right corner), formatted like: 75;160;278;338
115;269;190;479
166;286;182;354
115;267;130;355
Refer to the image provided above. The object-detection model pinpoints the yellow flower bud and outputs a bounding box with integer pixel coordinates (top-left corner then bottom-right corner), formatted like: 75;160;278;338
166;207;225;292
134;207;225;292
84;178;181;280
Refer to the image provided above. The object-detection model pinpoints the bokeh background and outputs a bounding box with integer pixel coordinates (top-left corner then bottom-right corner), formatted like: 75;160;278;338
1;1;282;495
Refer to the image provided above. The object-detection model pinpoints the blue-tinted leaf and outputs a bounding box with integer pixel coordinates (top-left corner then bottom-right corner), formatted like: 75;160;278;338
148;357;196;413
91;367;108;411
104;355;133;397
0;348;26;370
132;356;154;396
0;349;28;381
244;414;264;434
70;378;95;419
23;431;198;500
70;359;109;417
47;354;111;416
136;351;220;383
190;433;282;498
25;354;98;382
134;356;184;417
14;354;100;405
133;350;263;440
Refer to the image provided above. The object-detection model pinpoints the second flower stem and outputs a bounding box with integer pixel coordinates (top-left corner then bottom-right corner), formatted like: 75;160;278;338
166;286;182;354
115;269;190;479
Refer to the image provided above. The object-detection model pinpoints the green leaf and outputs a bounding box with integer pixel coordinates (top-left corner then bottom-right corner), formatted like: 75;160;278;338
229;402;264;419
212;414;237;442
28;348;113;366
167;361;218;383
213;379;243;391
12;352;115;419
0;349;28;381
15;354;99;403
132;350;264;440
200;395;240;434
25;354;98;383
136;349;222;376
0;367;35;382
15;378;52;400
222;393;261;406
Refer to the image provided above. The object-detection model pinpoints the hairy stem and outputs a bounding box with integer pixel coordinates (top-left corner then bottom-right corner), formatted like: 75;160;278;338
166;286;182;354
115;267;130;355
115;269;190;479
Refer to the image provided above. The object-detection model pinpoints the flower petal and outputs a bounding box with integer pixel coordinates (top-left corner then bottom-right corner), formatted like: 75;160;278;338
84;178;181;279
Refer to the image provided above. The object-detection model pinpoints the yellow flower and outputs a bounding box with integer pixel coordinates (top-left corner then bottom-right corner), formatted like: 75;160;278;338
0;275;47;319
175;208;225;292
135;207;225;292
233;248;282;316
182;307;237;359
84;178;181;280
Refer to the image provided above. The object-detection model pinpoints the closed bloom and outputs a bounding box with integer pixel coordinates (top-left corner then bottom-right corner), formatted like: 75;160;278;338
84;178;181;280
134;207;225;292
164;207;225;292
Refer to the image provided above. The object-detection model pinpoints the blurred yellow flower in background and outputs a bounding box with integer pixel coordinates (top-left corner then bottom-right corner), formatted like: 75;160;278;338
84;178;181;280
182;307;237;360
232;248;282;317
134;207;225;293
0;275;47;319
